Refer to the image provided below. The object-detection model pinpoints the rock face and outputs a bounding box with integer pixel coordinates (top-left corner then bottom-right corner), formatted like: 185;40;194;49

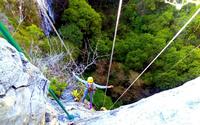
0;38;48;125
45;76;200;125
73;77;200;125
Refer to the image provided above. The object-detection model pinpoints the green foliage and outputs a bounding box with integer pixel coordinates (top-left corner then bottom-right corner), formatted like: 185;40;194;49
115;1;200;91
49;78;68;97
22;0;40;25
13;24;49;54
92;89;114;110
60;0;200;106
71;89;79;98
91;33;112;55
122;3;137;24
0;0;40;25
71;89;83;101
144;46;200;90
60;24;83;46
125;50;148;70
0;1;4;11
153;70;182;89
85;1;200;104
115;32;139;62
26;24;44;39
61;0;102;37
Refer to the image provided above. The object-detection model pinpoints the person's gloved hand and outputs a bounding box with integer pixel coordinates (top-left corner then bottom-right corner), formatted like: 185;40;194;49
108;85;114;88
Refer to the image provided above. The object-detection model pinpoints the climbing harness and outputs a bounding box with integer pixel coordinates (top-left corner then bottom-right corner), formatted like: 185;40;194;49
88;87;94;92
87;84;96;92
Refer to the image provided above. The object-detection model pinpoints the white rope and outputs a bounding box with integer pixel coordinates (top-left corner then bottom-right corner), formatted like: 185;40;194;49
103;0;123;106
110;7;200;109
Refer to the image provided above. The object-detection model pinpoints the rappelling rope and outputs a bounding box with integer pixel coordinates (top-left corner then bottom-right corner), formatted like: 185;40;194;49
103;0;123;106
109;7;200;109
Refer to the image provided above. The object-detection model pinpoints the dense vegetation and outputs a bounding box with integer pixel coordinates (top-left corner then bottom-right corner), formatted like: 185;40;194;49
1;0;200;108
59;0;200;105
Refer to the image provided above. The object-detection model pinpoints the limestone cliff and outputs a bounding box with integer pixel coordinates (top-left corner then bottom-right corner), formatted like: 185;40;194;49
73;77;200;125
0;38;48;125
47;75;200;125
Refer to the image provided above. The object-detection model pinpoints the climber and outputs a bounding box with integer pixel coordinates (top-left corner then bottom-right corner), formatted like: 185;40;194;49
72;72;113;109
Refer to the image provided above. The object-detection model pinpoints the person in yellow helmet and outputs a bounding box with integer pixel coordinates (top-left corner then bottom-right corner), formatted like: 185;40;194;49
72;72;113;109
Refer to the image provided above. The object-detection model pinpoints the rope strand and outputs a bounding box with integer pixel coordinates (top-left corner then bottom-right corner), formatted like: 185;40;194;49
103;0;123;106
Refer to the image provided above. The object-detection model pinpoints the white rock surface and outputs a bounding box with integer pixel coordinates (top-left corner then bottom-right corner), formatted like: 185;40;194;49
73;77;200;125
44;69;200;125
0;38;49;125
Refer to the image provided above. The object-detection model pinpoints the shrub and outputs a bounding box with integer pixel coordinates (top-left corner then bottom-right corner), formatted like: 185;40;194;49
91;89;114;110
49;78;68;97
71;89;83;101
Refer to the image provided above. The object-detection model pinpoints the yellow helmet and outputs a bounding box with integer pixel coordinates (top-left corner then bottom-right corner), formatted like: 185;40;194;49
87;77;94;83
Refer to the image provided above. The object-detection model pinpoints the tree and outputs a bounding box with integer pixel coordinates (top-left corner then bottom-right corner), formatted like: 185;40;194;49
125;49;148;70
60;24;83;46
92;90;114;110
61;0;102;38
